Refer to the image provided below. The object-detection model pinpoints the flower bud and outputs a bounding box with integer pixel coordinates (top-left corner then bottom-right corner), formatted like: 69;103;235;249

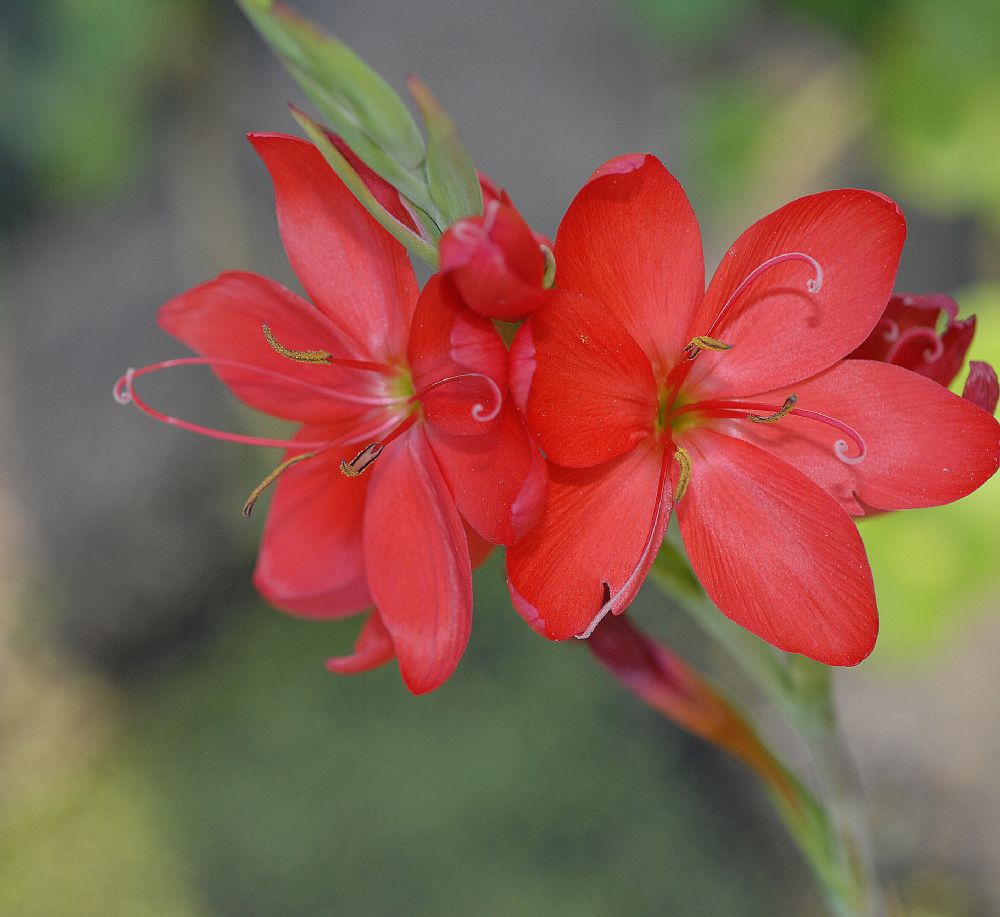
438;184;552;321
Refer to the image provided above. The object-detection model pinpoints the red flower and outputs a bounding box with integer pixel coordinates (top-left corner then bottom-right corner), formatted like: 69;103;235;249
507;154;1000;665
438;175;553;321
850;292;999;415
849;292;976;387
116;133;545;693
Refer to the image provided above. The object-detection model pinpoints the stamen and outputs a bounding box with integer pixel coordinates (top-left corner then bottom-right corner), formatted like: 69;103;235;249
576;447;673;640
262;323;331;363
243;451;316;516
261;323;400;376
706;251;824;339
337;413;419;479
684;335;732;361
677;397;867;465
340;443;384;478
749;394;797;424
673;446;692;502
414;372;503;422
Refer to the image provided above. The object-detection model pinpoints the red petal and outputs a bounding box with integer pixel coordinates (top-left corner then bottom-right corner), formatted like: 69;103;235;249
963;360;999;415
253;429;372;618
505;443;670;641
363;427;472;694
508;321;536;417
525;290;658;467
249;132;417;361
730;360;1000;514
426;402;547;545
439;191;549;320
159;271;375;426
554;154;704;375
686;190;906;398
676;430;877;665
325;611;395;675
407;276;508;435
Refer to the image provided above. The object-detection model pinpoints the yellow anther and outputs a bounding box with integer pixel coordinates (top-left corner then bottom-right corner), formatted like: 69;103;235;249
243;451;316;516
262;323;331;364
684;336;732;360
673;446;692;502
749;394;798;425
340;443;384;478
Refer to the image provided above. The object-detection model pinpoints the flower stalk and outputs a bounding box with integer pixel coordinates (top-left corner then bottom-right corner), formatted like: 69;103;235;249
649;539;887;917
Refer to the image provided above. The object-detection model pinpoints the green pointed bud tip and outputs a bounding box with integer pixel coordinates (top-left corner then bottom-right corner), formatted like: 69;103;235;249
407;75;482;225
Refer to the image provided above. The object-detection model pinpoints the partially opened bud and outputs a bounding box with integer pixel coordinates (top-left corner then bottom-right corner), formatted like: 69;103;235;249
963;360;999;415
439;189;552;321
849;293;975;387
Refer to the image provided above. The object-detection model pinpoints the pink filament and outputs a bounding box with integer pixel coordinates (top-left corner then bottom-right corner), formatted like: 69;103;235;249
705;251;824;338
413;372;504;422
678;398;867;464
113;357;401;450
576;447;673;640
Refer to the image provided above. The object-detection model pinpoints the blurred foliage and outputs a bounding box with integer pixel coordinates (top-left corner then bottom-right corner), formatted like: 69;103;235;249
869;0;1000;231
631;0;1000;232
0;0;206;225
0;559;803;917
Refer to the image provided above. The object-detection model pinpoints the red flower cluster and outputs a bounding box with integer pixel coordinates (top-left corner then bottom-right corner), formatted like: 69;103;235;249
119;139;1000;690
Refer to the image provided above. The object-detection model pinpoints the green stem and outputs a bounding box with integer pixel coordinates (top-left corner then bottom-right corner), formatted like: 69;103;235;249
650;542;886;917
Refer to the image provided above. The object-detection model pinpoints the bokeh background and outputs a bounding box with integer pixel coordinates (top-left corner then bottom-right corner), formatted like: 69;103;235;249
2;1;999;914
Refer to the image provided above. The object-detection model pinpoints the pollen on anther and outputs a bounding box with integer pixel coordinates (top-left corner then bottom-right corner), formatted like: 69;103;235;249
749;394;797;424
340;443;384;478
673;446;692;502
262;323;331;364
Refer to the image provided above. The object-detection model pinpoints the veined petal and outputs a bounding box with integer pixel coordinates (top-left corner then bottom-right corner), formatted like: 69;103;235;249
727;360;1000;514
676;429;877;666
326;611;395;675
554;154;704;375
250;132;418;361
363;427;472;694
525;290;658;468
253;428;372;618
426;402;547;545
506;443;670;641
686;190;906;398
408;276;508;435
159;271;382;425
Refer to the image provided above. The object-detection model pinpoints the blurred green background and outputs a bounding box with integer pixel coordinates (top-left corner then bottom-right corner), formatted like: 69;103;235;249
2;1;998;915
